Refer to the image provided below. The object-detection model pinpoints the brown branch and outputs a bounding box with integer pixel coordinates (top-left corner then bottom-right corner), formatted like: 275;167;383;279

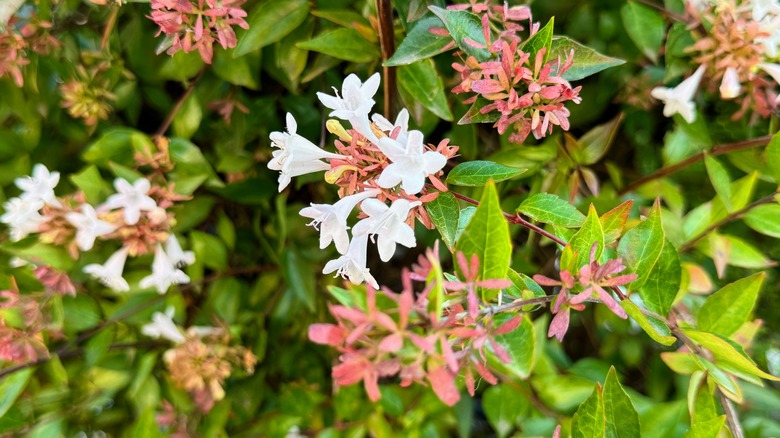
154;68;206;137
376;0;397;119
633;0;686;22
100;6;120;51
717;388;745;438
679;191;779;252
618;136;771;196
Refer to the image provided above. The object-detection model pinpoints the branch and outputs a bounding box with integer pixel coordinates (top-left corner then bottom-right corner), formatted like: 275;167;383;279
633;0;686;21
618;136;771;196
0;0;25;26
154;68;206;137
717;387;745;438
376;0;397;119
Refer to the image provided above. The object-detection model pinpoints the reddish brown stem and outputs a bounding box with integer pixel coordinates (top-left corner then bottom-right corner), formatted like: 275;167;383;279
154;69;206;137
376;0;397;119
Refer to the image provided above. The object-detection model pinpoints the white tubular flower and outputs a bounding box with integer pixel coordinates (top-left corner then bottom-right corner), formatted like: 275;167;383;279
376;130;447;195
372;108;410;145
140;244;190;294
186;326;223;338
141;306;185;344
83;247;130;292
752;0;780;21
165;234;195;268
0;197;44;241
15;164;61;207
317;73;380;122
101;178;157;225
759;62;780;84
299;189;380;254
323;233;379;288
65;204;117;251
719;67;742;99
268;113;345;192
650;65;706;123
353;198;420;262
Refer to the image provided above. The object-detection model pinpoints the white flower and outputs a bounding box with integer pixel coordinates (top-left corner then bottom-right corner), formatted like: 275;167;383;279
140;244;190;294
323;233;379;288
299;189;379;254
186;326;223;338
650;65;706;123
372;108;410;145
65;204;117;251
165;234;195;268
0;197;45;241
84;247;130;292
719;67;742;99
759;26;780;58
15;164;61;207
353;198;420;262
141;306;185;344
752;0;780;21
101;178;157;225
268;113;344;192
376;130;447;195
317;73;380;122
759;62;780;84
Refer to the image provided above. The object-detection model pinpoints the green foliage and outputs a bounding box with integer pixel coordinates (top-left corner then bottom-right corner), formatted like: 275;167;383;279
446;161;526;186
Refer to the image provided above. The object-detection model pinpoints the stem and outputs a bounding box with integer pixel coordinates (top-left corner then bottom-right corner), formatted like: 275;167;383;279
679;191;779;252
717;388;745;438
618;136;771;196
154;69;206;137
0;0;25;26
633;0;686;22
376;0;397;119
100;6;120;51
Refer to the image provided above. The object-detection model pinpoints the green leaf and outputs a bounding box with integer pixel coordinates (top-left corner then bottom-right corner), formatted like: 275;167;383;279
213;47;261;89
0;369;32;418
521;17;554;62
62;294;102;332
504;269;546;310
234;0;309;56
765;131;780;182
82;128;139;167
697;272;764;337
172;93;202;140
704;154;733;212
640;238;681;317
456;180;512;300
621;300;677;346
603;366;641;438
455;206;476;243
70;165;110;205
385;16;452;66
572;384;605;438
397;59;453;121
569;204;605;268
429;6;491;62
621;1;665;63
297;28;379;63
85;325;116;367
487;315;536;379
481;384;526;438
310;9;371;28
550;37;626;82
577;114;624;165
425;191;460;251
168;138;222;194
661;352;702;375
685;376;725;438
683;330;780;381
458;96;501;125
517;193;586;228
744;204;780;238
618;199;665;291
191;231;228;271
600;200;633;244
447;161;526;186
701;234;776;269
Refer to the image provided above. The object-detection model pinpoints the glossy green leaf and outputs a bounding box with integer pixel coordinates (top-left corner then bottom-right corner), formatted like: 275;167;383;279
521;17;554;62
577;114;624;165
487;314;536;379
550;37;626;82
569;205;605;268
234;0;309;56
397;59;453;121
385;16;452;66
168;138;222;194
701;233;776;269
456;180;512;300
603;366;641;438
765;131;780;182
621;1;665;63
213;48;261;90
618;199;665;291
661;352;702;375
697;272;764;337
172;92;202;140
572;384;605;438
0;369;32;418
297;28;379;62
685;377;724;438
704;154;733;212
191;230;228;271
70;165;110;204
683;330;780;381
640;237;681;317
744;204;780;238
504;269;546;310
85;325;116;367
621;300;676;346
425;191;460;251
482;384;525;438
600;200;633;244
447;161;525;186
517;193;586;228
429;6;491;62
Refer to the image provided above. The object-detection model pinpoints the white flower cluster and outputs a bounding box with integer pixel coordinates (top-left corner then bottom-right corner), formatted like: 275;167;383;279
0;164;194;294
141;305;221;344
267;73;448;288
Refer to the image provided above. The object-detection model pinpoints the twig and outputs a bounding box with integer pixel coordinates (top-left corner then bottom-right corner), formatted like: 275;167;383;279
679;191;779;252
376;0;397;119
717;387;745;438
633;0;686;22
100;5;120;51
618;136;771;196
154;68;206;137
0;0;25;26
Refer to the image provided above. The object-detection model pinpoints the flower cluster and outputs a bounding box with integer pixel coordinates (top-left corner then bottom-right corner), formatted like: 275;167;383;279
149;0;249;64
0;285;49;363
447;0;533;41
0;13;59;87
449;10;582;143
534;244;636;341
310;246;515;406
60;65;117;127
267;73;458;288
655;0;780;121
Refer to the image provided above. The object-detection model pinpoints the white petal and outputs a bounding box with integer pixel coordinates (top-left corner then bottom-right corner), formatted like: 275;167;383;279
361;73;381;101
377;163;405;189
422;151;447;174
285;112;297;134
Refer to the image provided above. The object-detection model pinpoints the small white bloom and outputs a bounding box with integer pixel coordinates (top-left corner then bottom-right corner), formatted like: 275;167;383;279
299;189;379;254
317;73;381;122
719;67;742;99
83;247;130;292
165;234;195;268
759;26;780;58
9;257;30;268
101;178;157;225
353;198;421;262
0;197;45;241
759;62;780;84
15;164;61;207
650;65;706;123
65;204;117;251
268;113;345;192
376;130;447;195
141;306;185;344
323;233;379;288
372;108;410;145
140;244;190;294
752;0;780;21
186;326;223;338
